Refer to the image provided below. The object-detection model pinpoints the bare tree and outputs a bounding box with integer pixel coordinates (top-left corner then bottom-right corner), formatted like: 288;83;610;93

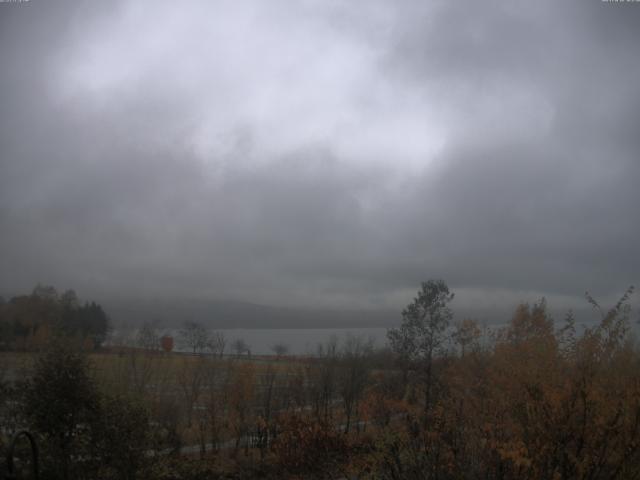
207;331;227;358
227;362;255;457
179;320;208;354
307;336;339;423
202;355;228;453
177;356;206;427
271;342;289;358
232;338;250;358
282;365;306;413
339;335;374;433
136;321;159;351
256;363;280;458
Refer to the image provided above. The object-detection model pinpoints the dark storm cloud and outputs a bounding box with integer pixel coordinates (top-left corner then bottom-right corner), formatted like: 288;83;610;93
0;0;638;317
379;0;640;298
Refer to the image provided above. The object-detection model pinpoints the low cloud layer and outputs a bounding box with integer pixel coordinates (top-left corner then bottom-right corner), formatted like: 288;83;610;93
1;0;638;319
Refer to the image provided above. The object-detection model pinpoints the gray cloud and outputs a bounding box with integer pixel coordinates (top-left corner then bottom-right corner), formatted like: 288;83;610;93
1;0;638;320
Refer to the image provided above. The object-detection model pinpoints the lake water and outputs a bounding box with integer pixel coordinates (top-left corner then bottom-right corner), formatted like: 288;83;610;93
120;318;618;356
114;327;390;355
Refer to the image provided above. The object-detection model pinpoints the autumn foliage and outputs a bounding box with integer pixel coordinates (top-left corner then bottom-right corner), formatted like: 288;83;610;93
1;282;639;480
365;287;640;480
270;414;349;475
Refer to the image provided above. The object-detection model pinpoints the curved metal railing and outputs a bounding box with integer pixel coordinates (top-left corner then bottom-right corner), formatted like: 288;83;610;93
4;431;38;480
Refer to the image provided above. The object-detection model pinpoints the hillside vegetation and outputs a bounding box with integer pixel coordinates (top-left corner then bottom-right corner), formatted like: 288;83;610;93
1;281;639;479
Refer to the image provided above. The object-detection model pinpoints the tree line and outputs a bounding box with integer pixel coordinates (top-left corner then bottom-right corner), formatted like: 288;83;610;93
0;285;110;350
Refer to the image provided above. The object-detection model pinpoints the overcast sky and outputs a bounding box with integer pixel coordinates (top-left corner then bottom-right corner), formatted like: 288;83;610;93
1;0;638;317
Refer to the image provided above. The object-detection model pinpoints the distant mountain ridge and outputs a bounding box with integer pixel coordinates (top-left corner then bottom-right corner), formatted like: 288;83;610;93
104;298;398;329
